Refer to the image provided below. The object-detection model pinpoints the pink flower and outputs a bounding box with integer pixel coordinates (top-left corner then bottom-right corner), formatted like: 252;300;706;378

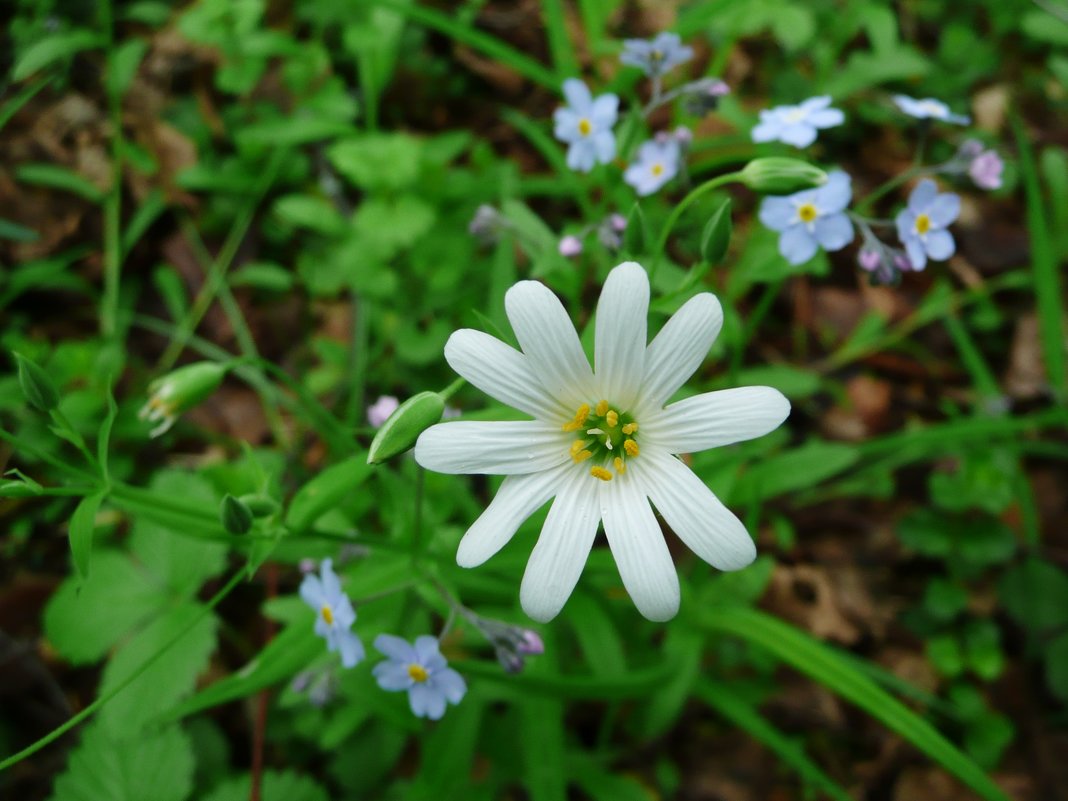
969;150;1003;190
367;395;400;427
558;235;583;257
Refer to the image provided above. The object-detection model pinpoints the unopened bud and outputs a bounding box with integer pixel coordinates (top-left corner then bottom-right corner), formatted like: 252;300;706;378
14;352;59;413
139;361;228;437
367;390;446;464
516;629;544;655
739;157;827;194
221;494;254;535
239;494;279;518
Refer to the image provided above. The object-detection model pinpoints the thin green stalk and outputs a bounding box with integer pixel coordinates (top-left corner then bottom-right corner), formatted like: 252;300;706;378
343;294;370;430
0;428;99;482
729;279;783;381
158;149;285;370
943;310;1002;402
0;569;246;773
651;172;742;278
100;0;123;342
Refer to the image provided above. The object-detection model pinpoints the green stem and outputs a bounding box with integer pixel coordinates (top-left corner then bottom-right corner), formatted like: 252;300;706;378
439;377;466;401
0;569;246;773
48;409;100;473
158;148;285;370
100;0;123;342
651;171;742;278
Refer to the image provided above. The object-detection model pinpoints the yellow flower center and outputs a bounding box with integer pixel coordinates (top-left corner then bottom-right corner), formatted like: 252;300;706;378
915;213;931;235
578;118;592;136
651;163;664;177
320;605;334;625
407;663;429;683
563;399;640;481
797;203;818;224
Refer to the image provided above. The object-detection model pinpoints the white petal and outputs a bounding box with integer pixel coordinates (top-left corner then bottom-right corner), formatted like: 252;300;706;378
505;280;595;409
593;262;649;408
456;464;568;567
520;467;601;622
444;329;570;423
641;387;790;453
635;293;723;417
600;468;680;621
634;449;756;570
415;421;568;475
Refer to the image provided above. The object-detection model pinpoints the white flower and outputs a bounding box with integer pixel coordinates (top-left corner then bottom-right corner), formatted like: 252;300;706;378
414;262;790;622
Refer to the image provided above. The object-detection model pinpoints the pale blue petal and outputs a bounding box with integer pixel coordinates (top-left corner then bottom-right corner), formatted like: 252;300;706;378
562;78;591;111
374;633;417;663
815;171;852;213
414;635;447;671
779;225;819;265
928;193;960;226
567;140;596;172
592;131;616;164
895;208;915;241
925;229;955;260
299;574;325;609
373;660;413;691
553;108;580;141
410;683;446;720
751;118;782;143
430;668;468;704
808;107;844;128
800;95;832;111
333;596;356;628
908;179;938;214
590;94;619;127
338;630;365;668
320;559;342;600
813;213;854;250
759;196;795;231
778;122;818;148
903;235;927;271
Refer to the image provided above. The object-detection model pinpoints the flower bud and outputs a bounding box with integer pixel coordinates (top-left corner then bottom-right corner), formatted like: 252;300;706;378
14;352;60;413
558;235;583;257
516;629;544;655
739;157;827;194
367;390;446;464
239;493;280;518
139;361;228;437
221;494;254;535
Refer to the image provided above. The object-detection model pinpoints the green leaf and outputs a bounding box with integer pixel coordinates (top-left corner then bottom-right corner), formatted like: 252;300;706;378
922;578;968;622
15;163;106;203
69;491;106;580
1021;9;1068;45
698;681;854;801
732;441;859;501
0;217;38;242
236;117;355;148
963;620;1004;681
698;607;1010;801
229;262;295;292
43;552;165;663
328;133;423;191
129;471;227;596
13;30;104;81
286;454;373;531
999;558;1068;632
203;771;328;801
723;365;821;399
106;39;148;97
700;198;732;264
98;603;217;735
272;194;346;235
927;633;965;678
48;723;194;801
409;698;485;800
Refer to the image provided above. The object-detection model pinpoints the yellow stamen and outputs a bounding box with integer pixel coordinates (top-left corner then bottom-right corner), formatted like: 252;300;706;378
562;403;590;432
578;118;592;136
590;466;613;481
320;605;334;625
605;410;619;427
570;440;593;463
407;664;428;683
595;399;609;416
613;457;626;474
651;163;664;176
798;203;818;224
624;439;640;457
621;422;638;435
915;213;931;235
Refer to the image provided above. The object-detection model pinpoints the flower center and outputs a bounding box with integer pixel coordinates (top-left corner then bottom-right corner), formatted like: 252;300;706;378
915;213;931;235
797;202;818;223
651;49;664;61
562;399;640;482
918;101;943;117
578;118;592;136
651;163;664;177
407;663;429;683
320;604;334;625
784;108;807;124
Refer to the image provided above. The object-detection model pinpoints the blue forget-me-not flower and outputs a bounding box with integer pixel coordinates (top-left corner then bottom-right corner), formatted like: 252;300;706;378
300;559;364;668
895;179;960;270
892;94;970;125
759;170;854;265
553;79;619;173
372;634;467;720
624;138;681;196
620;32;694;78
751;96;844;149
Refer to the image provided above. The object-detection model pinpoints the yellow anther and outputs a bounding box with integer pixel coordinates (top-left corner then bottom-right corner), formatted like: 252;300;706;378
613;457;626;474
621;422;638;435
651;163;664;176
590;466;613;481
605;410;619;428
578;118;592;136
915;213;931;235
798;203;818;224
562;403;590;432
570;440;593;463
320;605;334;625
407;664;429;683
595;399;609;417
624;439;640;457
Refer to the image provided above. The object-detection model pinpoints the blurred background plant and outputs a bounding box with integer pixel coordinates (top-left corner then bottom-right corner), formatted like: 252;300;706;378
1;0;1067;800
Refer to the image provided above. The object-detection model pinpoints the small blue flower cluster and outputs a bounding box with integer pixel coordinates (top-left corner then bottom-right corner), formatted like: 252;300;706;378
298;558;543;719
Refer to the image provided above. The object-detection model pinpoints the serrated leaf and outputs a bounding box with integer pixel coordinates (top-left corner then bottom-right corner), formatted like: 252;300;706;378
203;771;328;801
69;491;105;579
48;723;194;801
98;602;217;735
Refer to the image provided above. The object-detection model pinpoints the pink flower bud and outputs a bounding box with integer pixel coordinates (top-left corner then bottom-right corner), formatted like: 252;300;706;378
558;235;583;257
